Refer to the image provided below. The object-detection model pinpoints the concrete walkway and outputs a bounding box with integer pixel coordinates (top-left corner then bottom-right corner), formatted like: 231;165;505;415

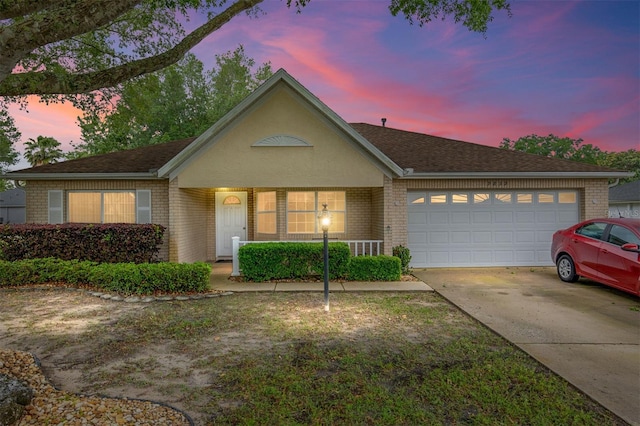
209;261;433;292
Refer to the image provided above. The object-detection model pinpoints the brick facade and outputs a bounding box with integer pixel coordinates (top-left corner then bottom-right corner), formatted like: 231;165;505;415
25;179;171;260
21;176;610;264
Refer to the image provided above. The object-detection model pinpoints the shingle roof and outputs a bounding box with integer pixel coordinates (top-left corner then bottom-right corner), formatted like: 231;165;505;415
6;124;623;178
609;180;640;202
11;137;195;175
349;123;616;174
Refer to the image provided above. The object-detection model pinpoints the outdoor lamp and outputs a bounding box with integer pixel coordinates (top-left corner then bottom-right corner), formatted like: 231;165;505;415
320;205;331;232
319;204;331;312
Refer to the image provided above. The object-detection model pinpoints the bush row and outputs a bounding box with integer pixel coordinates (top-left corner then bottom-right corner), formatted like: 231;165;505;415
0;258;211;295
238;242;351;282
238;242;402;282
0;223;165;263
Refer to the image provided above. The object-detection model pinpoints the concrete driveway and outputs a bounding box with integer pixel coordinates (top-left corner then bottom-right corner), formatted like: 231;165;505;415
413;267;640;426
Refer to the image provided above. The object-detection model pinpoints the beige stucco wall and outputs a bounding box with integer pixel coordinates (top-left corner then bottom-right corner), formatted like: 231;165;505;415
24;179;171;260
176;87;386;188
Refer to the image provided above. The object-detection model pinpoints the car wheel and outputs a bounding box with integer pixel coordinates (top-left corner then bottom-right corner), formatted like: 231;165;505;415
557;254;579;283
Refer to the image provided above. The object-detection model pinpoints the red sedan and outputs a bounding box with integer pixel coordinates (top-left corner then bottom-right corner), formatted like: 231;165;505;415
551;218;640;296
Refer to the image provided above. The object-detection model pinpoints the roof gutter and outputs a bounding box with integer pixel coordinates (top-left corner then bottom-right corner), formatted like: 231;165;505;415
2;172;160;180
400;171;634;179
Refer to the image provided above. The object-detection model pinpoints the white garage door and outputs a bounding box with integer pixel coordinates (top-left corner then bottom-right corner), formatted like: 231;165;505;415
407;190;579;267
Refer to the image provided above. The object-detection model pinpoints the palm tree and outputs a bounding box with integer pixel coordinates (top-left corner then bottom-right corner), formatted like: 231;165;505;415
23;136;63;167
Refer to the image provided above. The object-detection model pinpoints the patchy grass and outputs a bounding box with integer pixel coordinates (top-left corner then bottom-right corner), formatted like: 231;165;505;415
0;290;625;425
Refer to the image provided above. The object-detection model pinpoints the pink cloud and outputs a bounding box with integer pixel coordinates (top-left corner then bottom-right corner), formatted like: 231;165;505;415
9;97;82;159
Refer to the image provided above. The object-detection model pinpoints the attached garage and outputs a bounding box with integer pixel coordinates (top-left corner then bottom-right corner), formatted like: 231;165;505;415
407;190;580;267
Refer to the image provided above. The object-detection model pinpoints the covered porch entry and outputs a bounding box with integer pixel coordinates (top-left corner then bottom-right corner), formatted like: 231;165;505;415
168;185;389;264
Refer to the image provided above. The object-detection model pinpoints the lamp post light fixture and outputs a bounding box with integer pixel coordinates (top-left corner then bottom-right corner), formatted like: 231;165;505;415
319;203;331;312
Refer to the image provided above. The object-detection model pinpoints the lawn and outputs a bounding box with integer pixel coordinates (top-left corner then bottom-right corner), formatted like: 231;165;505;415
0;289;625;425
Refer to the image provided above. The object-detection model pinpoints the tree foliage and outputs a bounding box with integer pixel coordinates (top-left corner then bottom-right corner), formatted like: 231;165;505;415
0;0;511;107
389;0;511;33
23;135;63;166
597;150;640;183
0;110;20;190
499;134;603;164
74;47;272;156
500;133;639;183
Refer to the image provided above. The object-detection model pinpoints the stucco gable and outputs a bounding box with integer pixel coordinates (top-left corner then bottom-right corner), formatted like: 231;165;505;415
157;69;403;181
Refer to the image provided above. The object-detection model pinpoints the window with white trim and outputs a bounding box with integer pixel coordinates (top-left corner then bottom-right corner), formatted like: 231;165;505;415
65;190;150;224
257;191;276;234
287;191;345;234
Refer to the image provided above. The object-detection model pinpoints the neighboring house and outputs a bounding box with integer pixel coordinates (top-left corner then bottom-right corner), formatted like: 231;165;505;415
608;180;640;218
0;188;26;224
3;69;631;267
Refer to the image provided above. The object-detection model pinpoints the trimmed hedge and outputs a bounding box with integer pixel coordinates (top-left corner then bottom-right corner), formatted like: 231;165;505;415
347;255;402;281
238;242;351;281
0;258;211;295
0;223;165;263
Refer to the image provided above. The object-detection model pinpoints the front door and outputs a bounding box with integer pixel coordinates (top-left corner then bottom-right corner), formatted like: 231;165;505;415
215;191;247;259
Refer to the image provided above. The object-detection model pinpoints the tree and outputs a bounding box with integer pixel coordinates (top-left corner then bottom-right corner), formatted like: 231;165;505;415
499;134;603;164
0;0;511;105
23;135;63;166
500;133;639;184
0;110;20;191
597;150;640;183
74;46;272;156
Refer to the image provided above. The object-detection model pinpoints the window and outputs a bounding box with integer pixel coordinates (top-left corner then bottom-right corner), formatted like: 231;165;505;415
66;190;148;224
517;193;533;203
223;195;241;205
429;194;447;204
607;225;640;247
473;193;490;204
538;193;554;203
494;193;512;203
558;192;577;204
452;194;468;203
287;191;345;233
576;222;607;240
257;192;276;234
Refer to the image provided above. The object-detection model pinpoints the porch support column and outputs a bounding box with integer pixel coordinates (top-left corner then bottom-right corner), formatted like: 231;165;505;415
232;236;240;276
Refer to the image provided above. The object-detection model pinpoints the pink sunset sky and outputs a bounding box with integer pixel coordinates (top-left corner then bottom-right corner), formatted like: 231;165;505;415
8;0;639;170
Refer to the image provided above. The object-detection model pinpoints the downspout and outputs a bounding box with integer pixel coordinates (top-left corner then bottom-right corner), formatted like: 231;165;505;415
608;178;620;188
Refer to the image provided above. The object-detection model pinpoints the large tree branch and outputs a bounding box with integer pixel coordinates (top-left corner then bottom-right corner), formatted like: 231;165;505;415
1;0;142;57
0;0;68;20
0;0;264;96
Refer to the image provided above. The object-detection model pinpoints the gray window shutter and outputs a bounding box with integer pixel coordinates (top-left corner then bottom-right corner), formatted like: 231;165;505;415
136;190;152;223
48;190;63;224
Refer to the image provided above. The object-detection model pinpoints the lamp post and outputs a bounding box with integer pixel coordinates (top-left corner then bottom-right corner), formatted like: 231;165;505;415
319;203;331;312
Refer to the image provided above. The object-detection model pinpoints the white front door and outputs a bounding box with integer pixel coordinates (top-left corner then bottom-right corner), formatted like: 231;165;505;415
215;191;247;259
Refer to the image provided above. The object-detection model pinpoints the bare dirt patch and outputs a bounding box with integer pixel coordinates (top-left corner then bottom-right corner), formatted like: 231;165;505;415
0;287;625;425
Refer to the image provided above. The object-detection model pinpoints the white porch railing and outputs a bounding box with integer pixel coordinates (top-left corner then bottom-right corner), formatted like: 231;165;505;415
231;237;383;276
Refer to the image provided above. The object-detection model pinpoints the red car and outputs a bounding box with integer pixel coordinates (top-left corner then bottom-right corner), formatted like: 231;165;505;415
551;218;640;296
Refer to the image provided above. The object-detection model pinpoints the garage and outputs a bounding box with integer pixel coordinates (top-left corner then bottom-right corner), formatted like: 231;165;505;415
407;190;580;267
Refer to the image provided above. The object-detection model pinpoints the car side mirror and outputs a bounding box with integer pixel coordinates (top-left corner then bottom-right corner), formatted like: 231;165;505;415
621;243;640;253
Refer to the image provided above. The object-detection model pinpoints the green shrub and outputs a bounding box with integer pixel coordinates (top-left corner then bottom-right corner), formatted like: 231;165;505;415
347;255;402;281
392;245;412;274
0;223;165;263
239;242;351;281
0;259;211;295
